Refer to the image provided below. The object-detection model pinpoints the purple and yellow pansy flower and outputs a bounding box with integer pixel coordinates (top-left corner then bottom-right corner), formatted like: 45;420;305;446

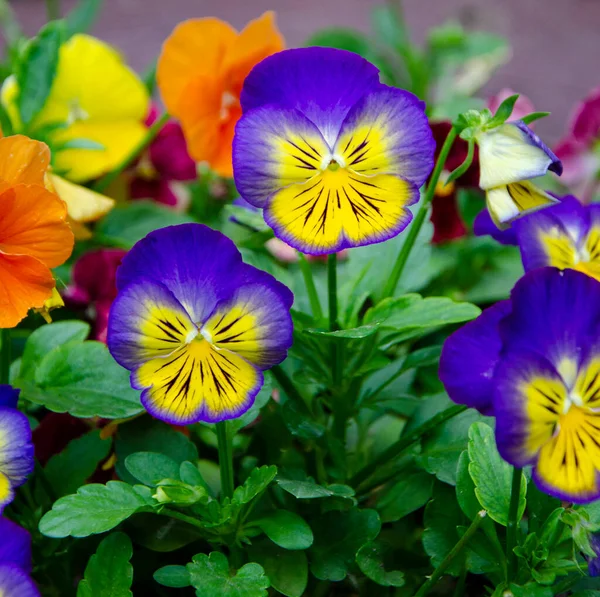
0;386;34;511
0;517;39;597
440;267;600;503
476;121;562;228
513;195;600;281
232;47;435;254
107;224;293;424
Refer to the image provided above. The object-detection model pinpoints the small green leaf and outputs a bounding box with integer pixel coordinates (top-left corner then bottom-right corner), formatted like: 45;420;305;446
19;320;90;380
377;470;433;523
45;429;112;497
309;508;381;581
53;138;104;151
65;0;103;37
468;422;526;526
232;465;277;505
356;541;405;587
124;452;180;486
521;112;550;125
488;93;520;125
281;401;325;439
77;532;133;597
16;20;65;125
276;478;333;499
509;584;553;597
256;510;313;550
18;341;143;419
39;481;155;538
456;450;481;519
153;565;191;588
249;542;308;597
188;552;270;597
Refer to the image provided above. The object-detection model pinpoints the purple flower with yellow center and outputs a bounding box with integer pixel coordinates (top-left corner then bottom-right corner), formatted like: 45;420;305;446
513;195;600;281
232;47;435;255
0;517;40;597
476;121;562;229
107;224;293;424
440;267;600;503
0;386;34;511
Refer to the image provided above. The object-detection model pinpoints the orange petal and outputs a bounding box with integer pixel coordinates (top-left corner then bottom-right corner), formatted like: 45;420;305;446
157;18;236;115
0;186;74;268
0;252;55;328
0;135;50;187
223;11;285;96
210;106;242;178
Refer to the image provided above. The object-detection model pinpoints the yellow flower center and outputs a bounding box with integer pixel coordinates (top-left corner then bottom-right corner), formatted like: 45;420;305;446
67;98;89;125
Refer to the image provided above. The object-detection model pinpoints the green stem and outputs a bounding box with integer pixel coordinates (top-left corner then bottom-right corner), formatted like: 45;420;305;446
45;0;60;20
506;467;523;584
382;126;458;298
350;404;467;488
160;507;206;531
216;422;235;500
415;511;487;597
92;113;170;194
327;254;339;333
328;254;346;438
272;365;312;414
1;328;11;385
551;569;587;595
298;253;323;322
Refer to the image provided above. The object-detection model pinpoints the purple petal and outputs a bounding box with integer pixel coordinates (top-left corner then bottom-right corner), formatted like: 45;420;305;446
0;386;19;409
473;209;518;245
513;196;589;272
333;85;435;187
0;408;34;502
115;224;249;323
439;301;511;415
0;518;31;571
512;121;563;176
233;105;330;208
240;47;380;146
0;564;40;597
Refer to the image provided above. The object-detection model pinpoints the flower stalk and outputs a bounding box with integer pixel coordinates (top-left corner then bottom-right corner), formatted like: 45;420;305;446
506;467;523;583
216;421;235;501
298;253;323;322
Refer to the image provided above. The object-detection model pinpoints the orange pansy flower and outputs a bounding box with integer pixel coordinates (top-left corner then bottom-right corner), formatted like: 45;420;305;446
0;136;74;328
157;12;284;177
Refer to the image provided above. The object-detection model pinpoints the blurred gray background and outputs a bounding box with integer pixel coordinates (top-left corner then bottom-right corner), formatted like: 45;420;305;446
7;0;600;142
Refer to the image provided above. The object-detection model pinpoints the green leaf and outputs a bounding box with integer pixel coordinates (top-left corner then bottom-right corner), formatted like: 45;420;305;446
228;374;273;434
39;481;155;538
304;322;382;339
356;541;405;587
456;450;481;519
509;583;554;597
16;20;64;125
488;93;520;125
45;429;112;497
65;0;103;37
97;201;194;249
468;422;526;526
232;465;277;505
114;417;198;484
153;565;191;588
188;552;269;597
19;320;90;380
305;28;372;56
19;341;143;419
281;401;325;439
255;510;313;550
309;508;381;581
124;452;180;486
521;112;550;125
77;532;133;597
249;542;308;597
276;478;334;499
377;470;433;523
53;138;104;151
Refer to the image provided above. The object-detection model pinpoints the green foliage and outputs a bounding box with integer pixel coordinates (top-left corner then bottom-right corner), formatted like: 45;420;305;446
254;510;313;550
124;452;181;486
356;541;405;587
77;533;134;597
65;0;103;37
250;542;308;597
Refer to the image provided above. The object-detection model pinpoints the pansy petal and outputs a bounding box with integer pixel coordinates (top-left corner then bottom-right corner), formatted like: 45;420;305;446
0;136;49;188
222;11;284;97
485;181;558;229
0;186;73;268
478;121;562;190
0;564;40;597
233;105;330;208
202;276;293;369
494;351;567;469
0;407;34;497
0;253;55;328
264;169;418;254
107;278;196;370
439;301;511;415
134;341;262;424
513;196;588;272
500;268;600;370
0;518;31;571
333;86;434;186
473;208;518;245
241;47;380;146
0;386;19;409
116;224;248;323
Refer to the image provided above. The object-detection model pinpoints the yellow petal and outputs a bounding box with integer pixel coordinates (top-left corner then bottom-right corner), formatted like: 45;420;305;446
47;172;114;223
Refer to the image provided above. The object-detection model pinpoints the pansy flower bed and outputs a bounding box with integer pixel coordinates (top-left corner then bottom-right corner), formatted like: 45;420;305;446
1;1;600;596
